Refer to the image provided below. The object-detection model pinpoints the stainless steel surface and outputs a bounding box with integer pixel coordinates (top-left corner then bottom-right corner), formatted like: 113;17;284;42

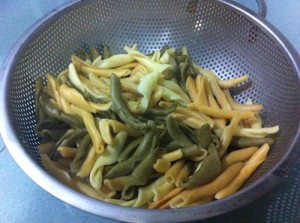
256;0;267;17
1;0;300;222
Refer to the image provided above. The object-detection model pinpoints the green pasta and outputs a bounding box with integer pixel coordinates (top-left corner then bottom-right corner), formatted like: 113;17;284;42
104;129;157;179
35;43;278;209
103;44;112;59
118;137;143;162
39;92;84;128
70;133;92;173
180;143;221;188
48;128;87;160
122;148;159;200
90;131;128;189
166;114;193;147
230;137;275;148
110;73;152;130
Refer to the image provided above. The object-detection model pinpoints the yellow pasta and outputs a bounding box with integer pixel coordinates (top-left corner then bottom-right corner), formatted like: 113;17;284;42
60;84;96;113
133;177;166;208
175;162;191;187
172;195;214;208
108;119;143;137
201;69;232;110
71;105;104;154
41;154;72;187
164;160;185;184
153;181;175;202
104;176;130;191
195;75;208;106
74;180;115;200
38;141;55;154
99;119;113;145
161;150;183;162
71;55;131;77
121;80;140;95
36;44;278;209
46;73;62;109
188;103;255;120
203;76;226;128
148;89;164;108
223;89;263;112
215;143;270;199
167;162;244;208
57;146;76;158
60;94;73;114
218;75;249;88
221;146;259;170
153;159;172;173
88;101;112;111
88;73;110;92
115;61;139;70
76;146;97;178
148;187;185;209
172;106;215;127
90;132;127;189
186;76;198;102
219;114;241;157
96;54;135;69
131;63;141;76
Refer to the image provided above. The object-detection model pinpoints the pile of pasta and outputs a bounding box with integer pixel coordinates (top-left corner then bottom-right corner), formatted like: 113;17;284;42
35;44;279;209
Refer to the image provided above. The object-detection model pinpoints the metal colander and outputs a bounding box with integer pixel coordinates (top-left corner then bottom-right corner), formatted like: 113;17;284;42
1;0;300;222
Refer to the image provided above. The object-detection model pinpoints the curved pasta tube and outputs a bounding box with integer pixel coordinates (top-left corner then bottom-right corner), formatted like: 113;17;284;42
153;159;171;173
72;55;131;77
175;162;192;187
164;160;185;184
124;46;171;75
152;181;175;202
74;180;115;200
137;71;160;112
103;176;130;191
168;162;244;208
200;68;232;110
97;54;135;69
133;177;166;208
99;119;113;145
41;154;72;187
186;76;198;102
221;146;259;170
108;119;143;137
219;114;241;157
148;187;184;209
76;146;97;178
180;143;221;188
218;75;249;88
195;75;208;106
68;63;85;93
46;73;62;109
71;104;104;154
90;132;128;189
122;148;159;200
188;103;254;120
215;143;270;199
60;84;96;113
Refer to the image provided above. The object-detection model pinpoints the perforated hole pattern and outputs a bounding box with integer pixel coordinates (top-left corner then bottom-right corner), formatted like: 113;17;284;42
7;0;300;198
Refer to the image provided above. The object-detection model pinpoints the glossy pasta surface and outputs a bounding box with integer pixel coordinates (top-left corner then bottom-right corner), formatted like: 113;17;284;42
35;44;279;209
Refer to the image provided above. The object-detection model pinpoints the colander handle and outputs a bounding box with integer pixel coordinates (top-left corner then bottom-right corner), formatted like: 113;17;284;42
234;0;267;18
255;0;267;18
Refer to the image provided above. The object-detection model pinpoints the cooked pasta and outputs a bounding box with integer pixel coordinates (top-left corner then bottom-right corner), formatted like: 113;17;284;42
35;44;279;209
